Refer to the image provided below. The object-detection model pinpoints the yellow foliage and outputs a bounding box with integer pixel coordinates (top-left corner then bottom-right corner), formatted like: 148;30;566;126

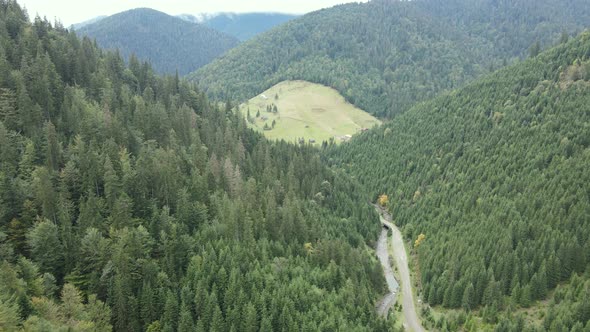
304;242;314;255
414;233;426;248
378;194;389;207
412;190;421;202
492;112;504;125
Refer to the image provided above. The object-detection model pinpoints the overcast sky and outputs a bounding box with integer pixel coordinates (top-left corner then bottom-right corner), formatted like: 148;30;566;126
18;0;365;26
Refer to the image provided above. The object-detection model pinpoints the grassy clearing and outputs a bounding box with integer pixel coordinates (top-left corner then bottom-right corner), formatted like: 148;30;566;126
239;80;381;145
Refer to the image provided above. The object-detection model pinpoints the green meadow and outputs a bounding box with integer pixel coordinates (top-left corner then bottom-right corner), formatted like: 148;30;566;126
239;80;381;144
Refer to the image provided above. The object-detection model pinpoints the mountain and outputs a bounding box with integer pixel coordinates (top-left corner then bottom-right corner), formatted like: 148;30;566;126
70;15;106;30
76;8;239;75
191;0;590;118
328;32;590;329
179;12;298;41
0;2;390;331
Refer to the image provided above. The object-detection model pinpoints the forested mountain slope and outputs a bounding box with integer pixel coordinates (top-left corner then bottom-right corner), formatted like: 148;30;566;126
76;8;239;75
70;15;106;30
0;2;392;331
191;0;590;118
327;32;590;330
179;13;298;41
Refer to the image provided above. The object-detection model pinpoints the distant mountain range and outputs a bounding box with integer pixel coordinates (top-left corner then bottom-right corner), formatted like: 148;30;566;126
75;8;239;75
178;12;298;41
73;11;297;43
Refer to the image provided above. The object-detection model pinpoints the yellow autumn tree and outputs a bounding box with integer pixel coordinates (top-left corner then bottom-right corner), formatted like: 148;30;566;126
414;234;426;248
412;190;421;202
378;194;389;207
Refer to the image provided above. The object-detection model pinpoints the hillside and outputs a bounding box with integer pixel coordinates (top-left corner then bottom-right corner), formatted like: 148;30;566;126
76;8;239;75
0;2;391;331
191;0;590;118
327;32;590;329
239;80;380;145
70;15;106;30
179;12;298;41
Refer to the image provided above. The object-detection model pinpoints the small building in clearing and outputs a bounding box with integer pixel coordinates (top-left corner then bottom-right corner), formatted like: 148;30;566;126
339;134;353;142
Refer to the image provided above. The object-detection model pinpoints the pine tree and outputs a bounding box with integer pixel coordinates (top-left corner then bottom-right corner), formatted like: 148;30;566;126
519;285;532;308
26;219;64;279
241;302;258;332
44;121;61;171
462;283;475;311
0;89;19;133
210;304;225;332
140;283;158;329
33;166;57;222
0;298;21;330
103;157;120;209
178;305;195;332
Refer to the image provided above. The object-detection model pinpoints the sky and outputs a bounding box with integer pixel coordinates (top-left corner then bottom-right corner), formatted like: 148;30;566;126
17;0;365;26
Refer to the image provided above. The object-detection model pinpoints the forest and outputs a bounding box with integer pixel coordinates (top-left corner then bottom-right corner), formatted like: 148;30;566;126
76;8;239;75
327;31;590;330
191;0;590;118
0;1;395;331
2;0;590;330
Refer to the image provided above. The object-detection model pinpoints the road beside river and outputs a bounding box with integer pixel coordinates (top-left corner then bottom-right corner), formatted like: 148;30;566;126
375;206;425;331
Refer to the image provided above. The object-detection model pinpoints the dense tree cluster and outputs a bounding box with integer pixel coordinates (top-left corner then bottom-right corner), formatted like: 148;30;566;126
76;8;239;75
191;0;590;118
328;32;590;329
0;1;393;330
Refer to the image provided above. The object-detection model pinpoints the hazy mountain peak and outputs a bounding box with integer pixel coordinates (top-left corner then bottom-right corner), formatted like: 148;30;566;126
178;12;299;40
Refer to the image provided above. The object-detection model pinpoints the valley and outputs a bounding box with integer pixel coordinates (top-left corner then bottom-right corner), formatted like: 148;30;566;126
239;80;380;144
1;0;590;331
376;206;424;332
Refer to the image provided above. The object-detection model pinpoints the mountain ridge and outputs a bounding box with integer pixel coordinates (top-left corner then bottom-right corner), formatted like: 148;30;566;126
190;0;590;118
76;8;239;75
191;12;298;41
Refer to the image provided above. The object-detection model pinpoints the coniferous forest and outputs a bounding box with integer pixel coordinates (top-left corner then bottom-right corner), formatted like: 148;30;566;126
76;8;240;76
0;2;391;331
2;0;590;331
327;32;590;330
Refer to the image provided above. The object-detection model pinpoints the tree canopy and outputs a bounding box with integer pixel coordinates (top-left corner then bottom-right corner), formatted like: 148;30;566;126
328;31;590;330
0;1;393;330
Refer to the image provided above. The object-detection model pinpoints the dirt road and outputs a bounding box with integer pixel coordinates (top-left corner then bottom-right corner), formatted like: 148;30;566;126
376;207;425;332
376;228;399;316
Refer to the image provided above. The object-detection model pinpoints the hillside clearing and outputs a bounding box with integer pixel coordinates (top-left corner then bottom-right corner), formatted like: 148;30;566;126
239;80;381;145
